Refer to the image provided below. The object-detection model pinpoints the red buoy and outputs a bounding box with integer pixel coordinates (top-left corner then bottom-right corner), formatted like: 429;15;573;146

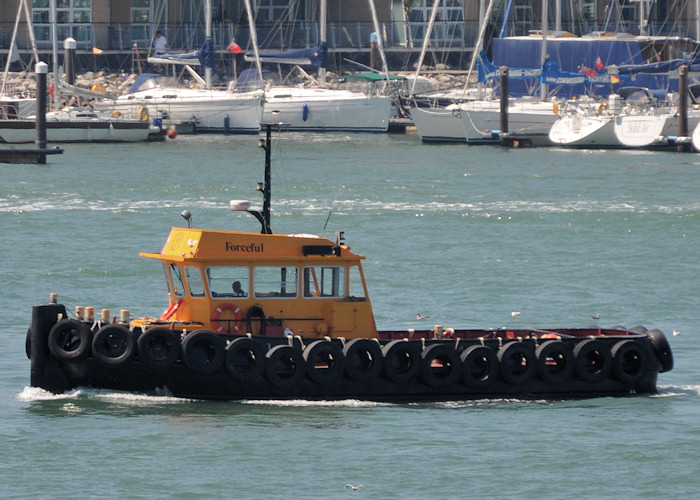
167;128;178;139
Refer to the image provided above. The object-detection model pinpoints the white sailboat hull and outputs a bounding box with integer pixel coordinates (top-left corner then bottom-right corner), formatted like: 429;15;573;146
98;87;264;133
461;100;559;144
262;87;391;132
410;106;466;143
549;114;618;147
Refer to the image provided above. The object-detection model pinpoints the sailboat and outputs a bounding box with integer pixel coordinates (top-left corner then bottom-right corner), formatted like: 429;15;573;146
1;0;156;143
241;0;392;132
94;0;264;133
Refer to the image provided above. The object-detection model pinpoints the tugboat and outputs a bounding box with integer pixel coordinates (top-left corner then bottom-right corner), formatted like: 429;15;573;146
27;126;673;401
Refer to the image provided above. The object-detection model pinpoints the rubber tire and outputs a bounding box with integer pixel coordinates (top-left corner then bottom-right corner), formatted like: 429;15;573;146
137;327;181;370
535;340;575;385
304;340;346;385
497;342;536;385
246;305;266;336
26;327;31;359
573;339;612;384
460;345;499;389
225;337;266;382
421;343;462;388
265;345;305;389
343;338;383;382
382;340;422;384
92;324;135;367
182;329;225;374
611;340;648;384
48;319;92;362
646;328;673;373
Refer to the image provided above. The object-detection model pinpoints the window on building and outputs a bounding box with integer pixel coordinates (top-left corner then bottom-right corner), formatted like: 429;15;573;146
32;0;92;47
131;0;167;44
255;0;290;23
254;266;298;298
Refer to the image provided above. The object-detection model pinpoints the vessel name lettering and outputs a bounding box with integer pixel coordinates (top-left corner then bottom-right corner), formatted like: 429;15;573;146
225;242;263;253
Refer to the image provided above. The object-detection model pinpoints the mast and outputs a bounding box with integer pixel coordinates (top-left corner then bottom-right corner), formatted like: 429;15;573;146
319;0;327;88
539;0;549;99
411;0;441;95
243;0;264;84
205;0;212;88
368;0;390;78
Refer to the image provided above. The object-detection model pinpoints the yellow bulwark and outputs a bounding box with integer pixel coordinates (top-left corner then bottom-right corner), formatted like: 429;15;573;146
138;227;379;339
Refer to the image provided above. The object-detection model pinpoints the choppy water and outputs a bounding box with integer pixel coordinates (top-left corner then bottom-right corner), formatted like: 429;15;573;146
2;132;699;498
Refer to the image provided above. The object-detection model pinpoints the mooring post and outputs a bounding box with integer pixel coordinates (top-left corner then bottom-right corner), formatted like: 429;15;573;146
500;66;509;135
678;65;689;152
64;37;77;85
35;61;48;164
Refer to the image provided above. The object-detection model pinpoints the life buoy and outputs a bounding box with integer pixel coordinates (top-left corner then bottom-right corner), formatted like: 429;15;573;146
246;304;266;335
92;324;135;366
646;328;673;373
343;338;383;381
136;327;181;370
611;340;648;384
382;340;421;384
303;340;345;385
265;345;305;389
138;106;150;122
225;337;267;381
535;340;574;385
182;329;225;374
460;345;499;389
48;319;92;361
211;303;244;333
497;341;536;385
91;83;104;93
48;83;55;98
573;339;611;383
597;100;609;115
421;343;462;388
159;299;183;321
111;110;123;119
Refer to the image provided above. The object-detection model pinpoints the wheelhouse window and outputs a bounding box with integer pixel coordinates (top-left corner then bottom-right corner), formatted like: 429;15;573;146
254;266;298;298
185;266;205;297
167;263;185;297
303;266;345;298
348;265;366;301
207;266;249;298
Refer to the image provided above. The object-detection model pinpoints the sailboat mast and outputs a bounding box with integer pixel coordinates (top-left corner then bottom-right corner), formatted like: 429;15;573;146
540;0;549;99
368;0;390;77
319;0;327;88
205;0;212;88
243;0;264;84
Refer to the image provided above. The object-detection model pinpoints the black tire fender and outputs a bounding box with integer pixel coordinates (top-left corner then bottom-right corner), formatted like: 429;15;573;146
246;305;266;336
573;338;611;383
535;340;574;385
646;328;673;373
225;337;266;382
497;341;536;385
48;319;92;362
421;343;462;388
137;327;181;370
382;340;421;384
460;345;499;389
92;324;135;367
182;329;225;374
265;345;305;389
611;340;648;384
303;340;345;385
343;338;383;382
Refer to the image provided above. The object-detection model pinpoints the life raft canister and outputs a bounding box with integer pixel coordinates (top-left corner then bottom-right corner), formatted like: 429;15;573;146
159;299;183;321
211;303;244;333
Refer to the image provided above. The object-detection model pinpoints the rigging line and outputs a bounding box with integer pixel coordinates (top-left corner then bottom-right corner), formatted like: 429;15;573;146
323;184;345;231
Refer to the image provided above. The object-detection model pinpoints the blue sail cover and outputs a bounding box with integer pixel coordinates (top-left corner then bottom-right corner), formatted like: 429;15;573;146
245;42;327;68
197;38;215;69
492;36;691;97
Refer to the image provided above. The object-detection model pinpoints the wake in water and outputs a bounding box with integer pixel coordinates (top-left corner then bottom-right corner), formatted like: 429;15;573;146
16;386;188;406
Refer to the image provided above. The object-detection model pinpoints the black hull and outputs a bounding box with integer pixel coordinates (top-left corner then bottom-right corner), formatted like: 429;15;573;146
29;303;671;402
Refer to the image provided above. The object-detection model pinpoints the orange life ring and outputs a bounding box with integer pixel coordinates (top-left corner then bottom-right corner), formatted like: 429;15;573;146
159;299;183;320
211;303;244;333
